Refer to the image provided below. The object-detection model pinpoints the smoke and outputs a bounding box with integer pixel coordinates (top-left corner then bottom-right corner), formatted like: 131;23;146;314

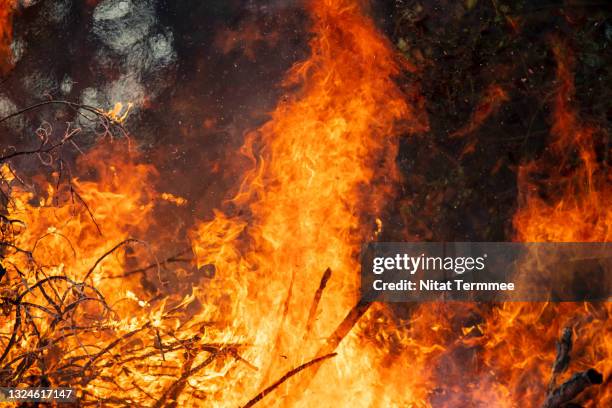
88;0;176;115
0;0;176;133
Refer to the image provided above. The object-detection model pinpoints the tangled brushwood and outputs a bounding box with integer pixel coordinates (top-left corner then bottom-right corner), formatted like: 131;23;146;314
0;104;254;406
0;102;339;407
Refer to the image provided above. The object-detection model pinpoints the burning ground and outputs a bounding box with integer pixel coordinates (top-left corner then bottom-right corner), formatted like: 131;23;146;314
0;0;610;407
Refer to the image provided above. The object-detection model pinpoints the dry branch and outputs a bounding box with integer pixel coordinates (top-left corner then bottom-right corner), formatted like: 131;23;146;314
542;369;603;408
281;300;371;407
0;101;246;406
542;327;604;408
241;352;337;408
304;267;332;335
548;327;572;392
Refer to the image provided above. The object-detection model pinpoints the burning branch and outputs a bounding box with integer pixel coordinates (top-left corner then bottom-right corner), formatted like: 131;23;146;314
241;352;337;408
0;100;257;405
82;239;143;282
0;100;135;237
304;267;332;335
542;369;604;408
548;327;572;393
542;327;604;408
0;99;130;148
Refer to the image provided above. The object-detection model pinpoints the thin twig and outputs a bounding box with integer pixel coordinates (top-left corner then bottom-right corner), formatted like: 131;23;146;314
241;353;337;408
304;267;332;336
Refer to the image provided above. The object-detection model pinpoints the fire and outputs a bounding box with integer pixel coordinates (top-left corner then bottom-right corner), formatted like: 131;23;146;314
1;138;238;404
1;0;608;407
479;38;611;407
104;102;134;124
2;0;427;406
0;0;15;74
344;36;612;407
451;84;509;157
512;39;611;243
451;84;509;139
190;0;426;405
0;140;158;396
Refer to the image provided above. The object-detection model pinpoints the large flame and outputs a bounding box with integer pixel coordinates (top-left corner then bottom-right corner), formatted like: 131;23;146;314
339;36;612;408
191;0;426;405
478;38;611;407
485;39;612;407
1;0;426;406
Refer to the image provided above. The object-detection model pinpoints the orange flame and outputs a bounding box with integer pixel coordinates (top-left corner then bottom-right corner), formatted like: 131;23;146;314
3;1;607;407
480;38;611;407
0;140;164;401
451;84;509;158
190;0;426;405
0;0;426;406
0;0;15;74
451;84;509;139
355;37;611;408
